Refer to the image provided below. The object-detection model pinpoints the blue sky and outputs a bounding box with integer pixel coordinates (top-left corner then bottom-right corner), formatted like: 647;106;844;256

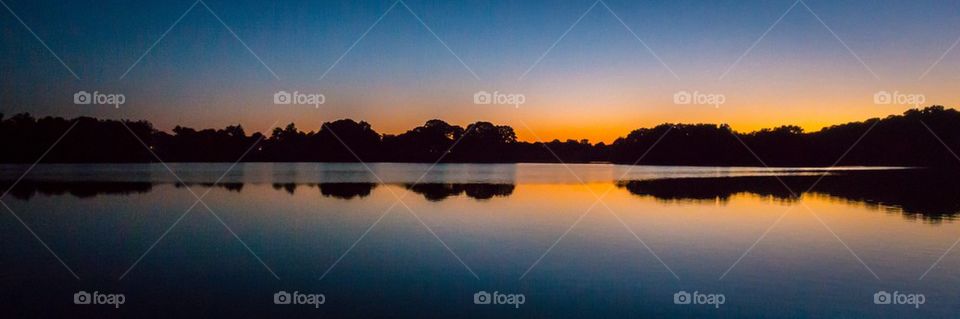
3;0;960;142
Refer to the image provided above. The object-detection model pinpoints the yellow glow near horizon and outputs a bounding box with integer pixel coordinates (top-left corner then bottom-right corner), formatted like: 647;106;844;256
163;102;923;144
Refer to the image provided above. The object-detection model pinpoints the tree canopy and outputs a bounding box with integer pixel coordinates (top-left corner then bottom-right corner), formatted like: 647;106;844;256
2;106;959;167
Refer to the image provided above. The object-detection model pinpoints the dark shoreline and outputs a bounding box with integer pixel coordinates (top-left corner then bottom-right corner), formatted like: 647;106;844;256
3;168;956;221
4;106;960;167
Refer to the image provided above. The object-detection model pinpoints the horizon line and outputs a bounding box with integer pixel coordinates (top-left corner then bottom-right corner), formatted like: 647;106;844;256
2;105;948;144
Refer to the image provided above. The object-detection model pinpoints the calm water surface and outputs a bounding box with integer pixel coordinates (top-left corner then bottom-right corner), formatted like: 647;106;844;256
0;163;957;318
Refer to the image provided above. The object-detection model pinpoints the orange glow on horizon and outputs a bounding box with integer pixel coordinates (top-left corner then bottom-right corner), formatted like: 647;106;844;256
148;98;932;144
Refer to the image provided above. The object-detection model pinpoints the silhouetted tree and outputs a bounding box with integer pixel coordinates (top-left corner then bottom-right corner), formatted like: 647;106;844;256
382;120;465;162
4;106;960;166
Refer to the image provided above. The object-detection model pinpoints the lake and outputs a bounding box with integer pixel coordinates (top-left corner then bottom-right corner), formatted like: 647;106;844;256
1;163;958;318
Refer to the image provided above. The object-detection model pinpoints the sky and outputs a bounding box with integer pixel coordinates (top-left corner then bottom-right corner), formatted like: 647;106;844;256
2;0;959;143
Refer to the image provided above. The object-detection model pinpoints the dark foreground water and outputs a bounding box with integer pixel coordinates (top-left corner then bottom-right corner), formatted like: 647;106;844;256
0;163;958;318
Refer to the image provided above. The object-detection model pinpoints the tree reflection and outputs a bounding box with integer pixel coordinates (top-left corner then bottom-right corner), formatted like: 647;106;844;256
619;169;960;222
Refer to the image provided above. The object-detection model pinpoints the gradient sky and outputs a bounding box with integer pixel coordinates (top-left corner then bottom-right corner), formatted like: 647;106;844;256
2;0;959;143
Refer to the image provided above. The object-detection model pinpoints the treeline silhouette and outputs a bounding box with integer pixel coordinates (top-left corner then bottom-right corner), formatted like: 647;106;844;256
7;172;958;220
618;169;960;222
3;106;960;166
0;180;154;199
1;180;511;202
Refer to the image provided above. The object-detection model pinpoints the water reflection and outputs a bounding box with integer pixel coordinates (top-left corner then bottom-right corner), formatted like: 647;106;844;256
4;164;959;317
175;182;244;192
618;169;960;222
4;169;958;220
268;183;378;199
269;183;513;201
0;180;153;199
319;183;377;199
404;183;515;201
